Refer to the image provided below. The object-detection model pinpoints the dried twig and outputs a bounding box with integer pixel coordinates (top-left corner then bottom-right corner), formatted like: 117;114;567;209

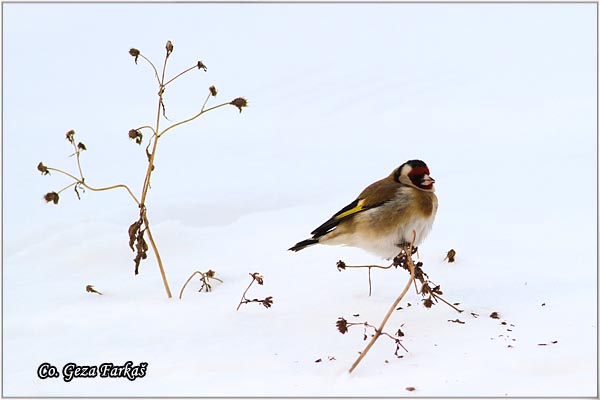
348;241;416;374
236;272;273;310
179;270;223;299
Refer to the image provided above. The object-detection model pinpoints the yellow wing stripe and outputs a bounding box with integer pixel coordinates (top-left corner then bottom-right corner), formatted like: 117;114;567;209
334;200;365;220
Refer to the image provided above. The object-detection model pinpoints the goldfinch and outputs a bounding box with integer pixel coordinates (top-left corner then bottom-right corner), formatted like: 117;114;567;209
289;160;438;260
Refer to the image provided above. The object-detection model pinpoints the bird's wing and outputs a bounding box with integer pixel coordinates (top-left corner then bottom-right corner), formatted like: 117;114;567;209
310;180;398;239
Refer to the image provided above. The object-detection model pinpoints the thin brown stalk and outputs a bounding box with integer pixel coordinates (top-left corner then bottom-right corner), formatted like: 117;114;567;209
46;167;140;205
158;102;230;138
236;278;255;311
179;271;203;300
139;54;161;86
164;64;198;87
348;246;416;374
143;214;172;298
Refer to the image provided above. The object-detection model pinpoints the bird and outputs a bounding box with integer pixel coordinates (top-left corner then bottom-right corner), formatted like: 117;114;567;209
289;160;438;260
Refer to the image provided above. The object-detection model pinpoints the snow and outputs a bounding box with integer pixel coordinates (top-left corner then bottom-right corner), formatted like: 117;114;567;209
2;2;597;397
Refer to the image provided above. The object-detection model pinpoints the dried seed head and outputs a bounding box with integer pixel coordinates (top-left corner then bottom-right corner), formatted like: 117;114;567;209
66;130;75;143
205;269;216;278
250;272;264;285
165;40;174;56
37;162;50;175
129;48;140;64
77;142;87;151
44;191;59;204
444;249;456;263
336;317;349;334
209;85;218;97
262;296;274;308
230;97;248;113
128;129;143;145
336;260;346;271
197;61;207;71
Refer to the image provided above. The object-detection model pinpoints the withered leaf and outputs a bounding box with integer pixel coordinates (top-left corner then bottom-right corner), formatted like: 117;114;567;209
197;60;207;71
490;312;501;319
423;298;434;308
405;387;416;392
396;328;405;337
37;162;50;175
77;142;87;151
128;220;143;251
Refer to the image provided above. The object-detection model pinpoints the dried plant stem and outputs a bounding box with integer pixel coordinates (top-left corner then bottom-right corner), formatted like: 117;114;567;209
179;271;203;300
158;102;230;138
236;278;255;311
178;270;223;299
139;54;161;86
348;245;416;374
164;64;197;87
143;214;171;298
341;262;393;296
46;167;140;204
431;292;464;313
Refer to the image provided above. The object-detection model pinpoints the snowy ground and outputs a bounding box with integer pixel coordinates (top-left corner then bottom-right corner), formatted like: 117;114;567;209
2;2;598;398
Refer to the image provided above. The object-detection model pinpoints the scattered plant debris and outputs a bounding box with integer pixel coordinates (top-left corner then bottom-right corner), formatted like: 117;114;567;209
448;319;465;324
443;249;456;263
490;311;500;319
85;285;102;295
406;387;416;392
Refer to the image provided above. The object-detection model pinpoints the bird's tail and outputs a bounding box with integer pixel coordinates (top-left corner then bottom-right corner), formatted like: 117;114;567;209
288;238;319;252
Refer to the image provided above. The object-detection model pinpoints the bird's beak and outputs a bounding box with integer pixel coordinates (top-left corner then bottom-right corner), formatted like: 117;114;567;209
422;175;435;186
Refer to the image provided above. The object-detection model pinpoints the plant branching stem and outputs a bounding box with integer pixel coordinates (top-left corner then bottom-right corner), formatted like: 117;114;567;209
136;50;173;299
57;181;77;194
139;54;161;86
348;249;415;374
348;234;417;374
164;64;198;87
136;125;157;135
143;214;172;298
236;278;256;311
158;102;230;138
46;167;140;204
179;271;204;299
